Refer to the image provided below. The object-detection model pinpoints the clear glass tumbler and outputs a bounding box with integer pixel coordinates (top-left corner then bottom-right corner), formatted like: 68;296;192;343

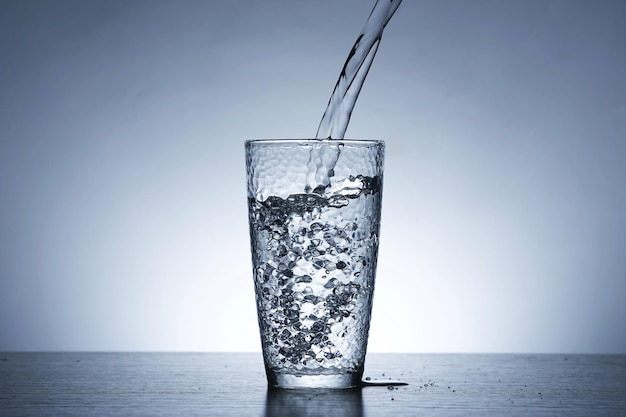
245;139;384;389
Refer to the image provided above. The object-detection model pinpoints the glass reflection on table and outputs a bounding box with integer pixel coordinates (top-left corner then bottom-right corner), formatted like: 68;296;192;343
264;387;363;417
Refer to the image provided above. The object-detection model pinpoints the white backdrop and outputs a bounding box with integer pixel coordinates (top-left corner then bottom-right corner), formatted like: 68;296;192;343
1;0;625;353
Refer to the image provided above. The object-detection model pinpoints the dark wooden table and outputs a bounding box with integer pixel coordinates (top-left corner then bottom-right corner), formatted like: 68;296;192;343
1;352;625;416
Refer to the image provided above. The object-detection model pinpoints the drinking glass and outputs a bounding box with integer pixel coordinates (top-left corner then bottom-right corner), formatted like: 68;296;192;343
246;139;384;389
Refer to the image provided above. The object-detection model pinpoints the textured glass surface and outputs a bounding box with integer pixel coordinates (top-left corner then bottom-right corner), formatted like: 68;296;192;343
246;139;384;388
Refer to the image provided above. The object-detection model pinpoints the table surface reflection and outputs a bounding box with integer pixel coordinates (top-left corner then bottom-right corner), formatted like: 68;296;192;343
1;352;625;416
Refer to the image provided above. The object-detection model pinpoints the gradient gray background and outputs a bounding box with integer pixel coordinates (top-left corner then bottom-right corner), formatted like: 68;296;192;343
1;0;625;353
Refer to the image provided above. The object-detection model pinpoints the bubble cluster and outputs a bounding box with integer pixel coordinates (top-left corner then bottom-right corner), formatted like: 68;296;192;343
248;175;382;375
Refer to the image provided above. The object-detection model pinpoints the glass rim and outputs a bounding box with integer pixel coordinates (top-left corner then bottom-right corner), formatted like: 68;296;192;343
245;138;384;147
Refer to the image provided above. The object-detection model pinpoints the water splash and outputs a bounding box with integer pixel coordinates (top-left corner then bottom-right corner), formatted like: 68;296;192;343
305;0;402;194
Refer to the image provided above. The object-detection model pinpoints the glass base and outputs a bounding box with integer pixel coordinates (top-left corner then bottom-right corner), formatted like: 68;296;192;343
267;372;362;389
